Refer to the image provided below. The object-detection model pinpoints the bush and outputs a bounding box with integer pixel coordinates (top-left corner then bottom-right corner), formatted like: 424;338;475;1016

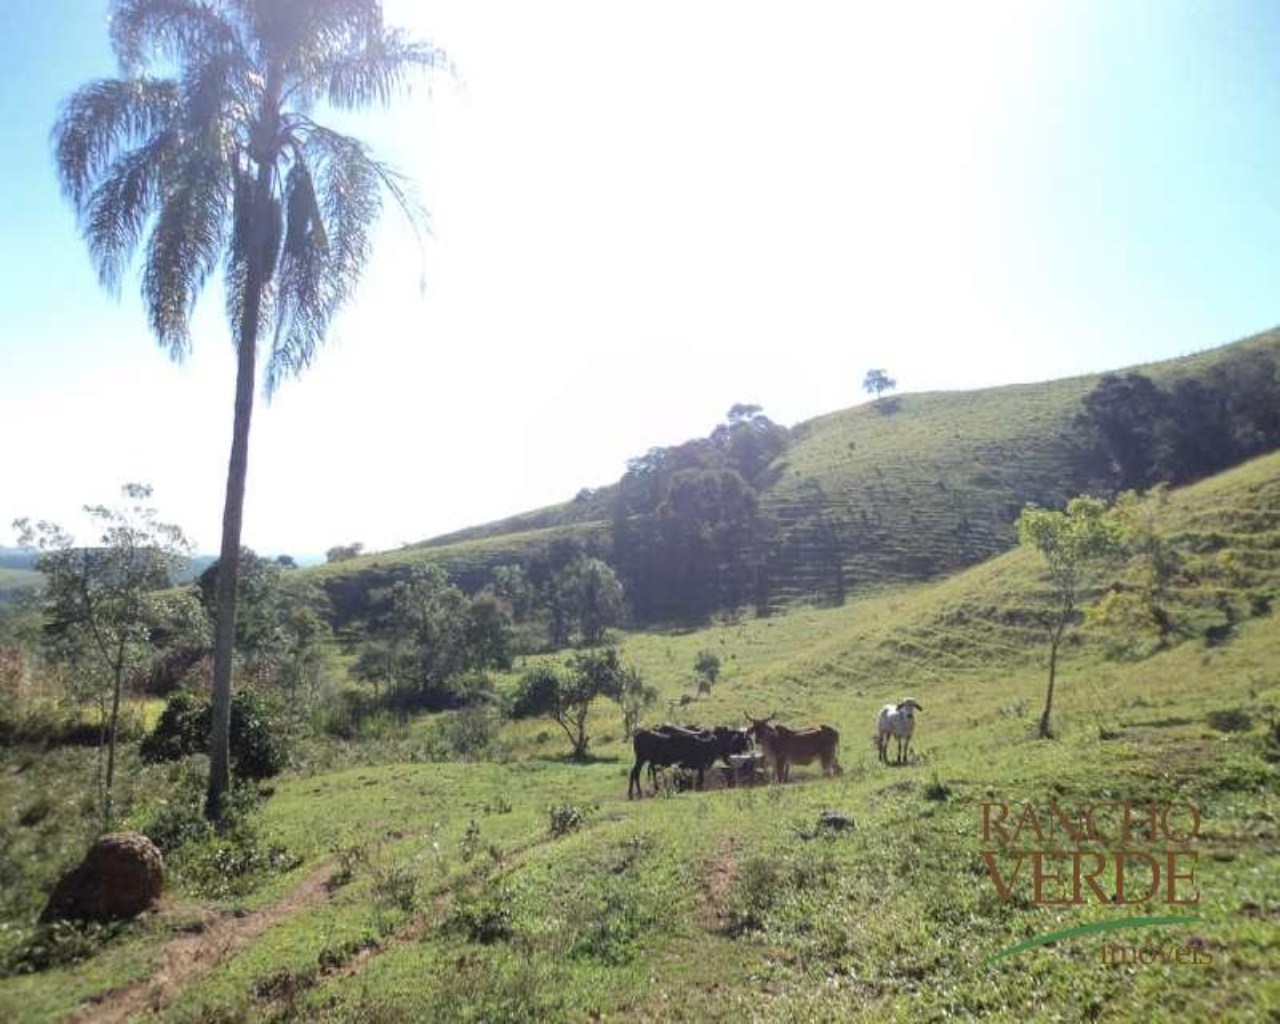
511;665;563;720
548;803;586;837
447;882;515;944
173;824;302;900
140;689;289;780
444;706;500;760
2;919;126;976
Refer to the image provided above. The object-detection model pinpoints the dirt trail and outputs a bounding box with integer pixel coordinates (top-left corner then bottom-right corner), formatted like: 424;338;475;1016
700;837;740;933
65;862;336;1024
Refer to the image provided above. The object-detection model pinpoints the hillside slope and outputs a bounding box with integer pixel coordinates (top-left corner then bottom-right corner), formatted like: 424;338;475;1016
305;328;1280;616
8;450;1275;1023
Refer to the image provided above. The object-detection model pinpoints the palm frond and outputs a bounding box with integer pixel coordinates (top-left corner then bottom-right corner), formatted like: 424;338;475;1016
236;0;380;65
52;77;180;207
303;122;428;245
141;148;232;359
267;123;427;394
82;130;181;293
109;0;242;74
314;29;452;109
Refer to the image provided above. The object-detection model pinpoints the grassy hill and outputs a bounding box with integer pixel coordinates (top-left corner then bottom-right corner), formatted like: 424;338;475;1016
3;452;1276;1022
305;328;1280;617
0;567;42;605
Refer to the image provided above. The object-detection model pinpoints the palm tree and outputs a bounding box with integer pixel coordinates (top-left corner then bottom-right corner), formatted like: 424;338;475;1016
53;0;442;819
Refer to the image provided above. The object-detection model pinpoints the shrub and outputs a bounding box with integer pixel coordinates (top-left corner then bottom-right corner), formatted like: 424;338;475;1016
548;803;585;837
444;706;500;760
511;665;563;720
724;855;782;935
1207;708;1253;733
2;919;127;975
140;689;289;780
173;825;302;900
447;883;515;944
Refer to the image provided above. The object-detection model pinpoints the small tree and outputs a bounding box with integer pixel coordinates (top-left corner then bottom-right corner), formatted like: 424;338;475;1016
694;650;721;694
512;647;631;759
14;484;189;829
1085;488;1183;657
550;556;624;648
862;369;897;399
326;543;365;564
1017;496;1121;738
619;666;659;738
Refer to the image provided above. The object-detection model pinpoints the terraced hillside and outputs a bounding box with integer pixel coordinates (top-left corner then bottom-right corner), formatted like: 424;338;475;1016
306;328;1280;617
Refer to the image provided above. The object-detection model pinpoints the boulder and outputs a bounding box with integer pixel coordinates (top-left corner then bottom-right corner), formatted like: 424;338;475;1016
40;831;164;923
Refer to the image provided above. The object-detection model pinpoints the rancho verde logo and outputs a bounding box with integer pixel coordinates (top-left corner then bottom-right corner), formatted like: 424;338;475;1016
980;799;1209;964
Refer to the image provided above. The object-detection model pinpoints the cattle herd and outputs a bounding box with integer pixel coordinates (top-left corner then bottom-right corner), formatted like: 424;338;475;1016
628;699;923;799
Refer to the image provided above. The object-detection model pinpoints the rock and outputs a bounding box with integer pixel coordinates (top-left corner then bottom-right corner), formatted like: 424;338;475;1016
40;831;164;923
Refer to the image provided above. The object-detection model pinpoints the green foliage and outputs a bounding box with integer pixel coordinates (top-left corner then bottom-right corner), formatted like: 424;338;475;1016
547;803;586;837
1076;350;1280;492
447;882;515;944
548;555;623;647
512;650;634;758
174;825;302;902
618;666;658;738
2;919;127;977
325;544;364;564
351;566;511;714
140;689;289;780
862;368;897;398
13;484;190;829
694;650;721;689
1018;495;1123;738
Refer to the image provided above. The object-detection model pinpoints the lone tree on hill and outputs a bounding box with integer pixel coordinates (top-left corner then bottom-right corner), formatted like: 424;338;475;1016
54;0;445;820
862;369;897;399
1017;496;1121;739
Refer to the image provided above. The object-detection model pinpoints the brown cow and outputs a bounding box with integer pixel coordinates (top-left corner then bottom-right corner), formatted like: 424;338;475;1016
745;713;841;782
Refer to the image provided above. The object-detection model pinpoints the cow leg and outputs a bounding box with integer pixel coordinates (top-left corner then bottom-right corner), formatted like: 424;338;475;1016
629;759;644;799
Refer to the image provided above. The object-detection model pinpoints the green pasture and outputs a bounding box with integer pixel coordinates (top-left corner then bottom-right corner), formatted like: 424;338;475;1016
1;453;1277;1022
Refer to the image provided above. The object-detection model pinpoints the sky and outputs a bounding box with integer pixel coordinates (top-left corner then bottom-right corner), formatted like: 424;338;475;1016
3;1;1280;557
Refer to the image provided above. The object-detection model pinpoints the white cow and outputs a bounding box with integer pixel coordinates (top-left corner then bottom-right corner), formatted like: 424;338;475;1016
876;698;923;765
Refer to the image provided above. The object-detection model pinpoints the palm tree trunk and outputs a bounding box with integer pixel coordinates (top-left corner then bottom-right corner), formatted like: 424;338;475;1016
206;161;272;823
103;643;126;832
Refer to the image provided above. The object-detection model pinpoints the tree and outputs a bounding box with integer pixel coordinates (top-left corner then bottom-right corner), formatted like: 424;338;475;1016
552;556;624;647
694;650;721;694
511;647;631;759
1017;496;1121;738
1074;373;1167;491
352;565;509;713
619;666;658;738
326;543;365;564
14;484;189;830
862;369;897;399
54;1;443;820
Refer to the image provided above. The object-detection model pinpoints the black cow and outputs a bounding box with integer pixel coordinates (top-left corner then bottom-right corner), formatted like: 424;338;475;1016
629;725;752;799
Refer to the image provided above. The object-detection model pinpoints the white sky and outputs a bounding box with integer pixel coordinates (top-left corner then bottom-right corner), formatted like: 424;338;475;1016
4;1;1279;556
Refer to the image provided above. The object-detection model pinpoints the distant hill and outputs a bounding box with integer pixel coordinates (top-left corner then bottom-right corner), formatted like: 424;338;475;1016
303;327;1280;623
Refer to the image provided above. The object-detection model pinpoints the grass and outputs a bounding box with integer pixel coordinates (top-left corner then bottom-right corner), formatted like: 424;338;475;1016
1;453;1278;1022
0;567;42;602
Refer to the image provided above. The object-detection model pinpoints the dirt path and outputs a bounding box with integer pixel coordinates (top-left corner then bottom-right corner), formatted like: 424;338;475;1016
699;837;740;933
65;862;337;1024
